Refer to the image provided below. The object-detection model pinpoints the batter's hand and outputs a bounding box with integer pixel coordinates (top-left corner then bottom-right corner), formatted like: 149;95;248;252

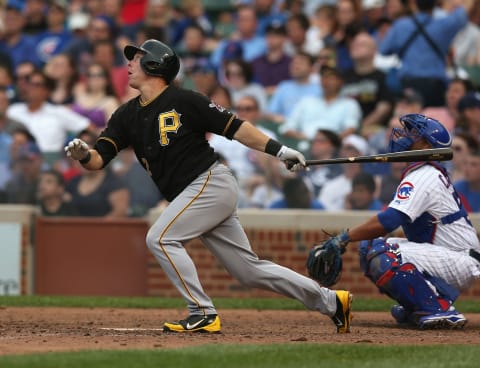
64;138;89;160
276;146;307;171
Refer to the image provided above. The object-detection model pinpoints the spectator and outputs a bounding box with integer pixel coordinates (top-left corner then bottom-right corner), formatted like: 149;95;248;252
280;65;362;141
455;91;480;143
135;0;175;45
304;129;343;197
362;0;388;35
284;13;312;56
0;1;40;68
111;147;164;217
37;168;78;216
0;63;17;102
249;158;292;208
269;176;325;209
207;84;233;111
345;171;384;210
13;61;36;103
305;4;339;57
66;130;130;217
71;63;120;133
253;0;288;36
43;53;80;105
422;77;475;133
209;5;267;69
92;40;130;101
64;15;123;77
448;131;478;183
454;148;480;212
451;1;480;68
223;59;268;113
7;69;92;166
34;0;72;66
332;0;363;72
378;0;473;107
251;20;291;96
317;134;368;210
3;141;44;204
189;64;218;97
341;30;394;137
0;87;26;191
23;0;48;35
176;24;213;90
266;52;321;124
170;0;214;47
385;0;409;21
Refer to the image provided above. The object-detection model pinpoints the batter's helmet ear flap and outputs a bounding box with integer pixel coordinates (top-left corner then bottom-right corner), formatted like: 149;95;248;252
124;39;180;83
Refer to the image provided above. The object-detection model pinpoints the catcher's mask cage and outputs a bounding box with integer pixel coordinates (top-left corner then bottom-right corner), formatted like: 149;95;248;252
389;113;452;153
124;39;180;83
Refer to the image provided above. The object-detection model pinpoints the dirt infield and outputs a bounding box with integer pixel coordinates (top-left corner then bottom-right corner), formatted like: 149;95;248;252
1;307;479;355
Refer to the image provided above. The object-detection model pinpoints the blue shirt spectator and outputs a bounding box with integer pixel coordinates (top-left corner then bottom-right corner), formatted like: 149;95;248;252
266;52;321;123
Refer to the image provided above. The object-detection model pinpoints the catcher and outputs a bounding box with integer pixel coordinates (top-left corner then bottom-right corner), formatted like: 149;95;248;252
307;114;480;329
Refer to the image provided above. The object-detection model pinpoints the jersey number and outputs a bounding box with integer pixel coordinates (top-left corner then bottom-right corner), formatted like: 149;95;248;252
158;110;182;146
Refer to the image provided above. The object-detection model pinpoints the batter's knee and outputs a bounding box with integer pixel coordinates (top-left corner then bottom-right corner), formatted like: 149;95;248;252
145;228;160;251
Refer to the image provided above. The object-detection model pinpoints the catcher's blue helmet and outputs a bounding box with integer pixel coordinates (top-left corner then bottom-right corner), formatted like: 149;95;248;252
389;113;452;153
124;39;180;83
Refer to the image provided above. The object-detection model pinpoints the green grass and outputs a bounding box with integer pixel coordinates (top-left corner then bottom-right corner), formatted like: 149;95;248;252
1;344;479;368
1;295;479;312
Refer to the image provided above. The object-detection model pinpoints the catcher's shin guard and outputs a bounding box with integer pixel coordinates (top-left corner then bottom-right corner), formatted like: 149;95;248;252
360;239;450;315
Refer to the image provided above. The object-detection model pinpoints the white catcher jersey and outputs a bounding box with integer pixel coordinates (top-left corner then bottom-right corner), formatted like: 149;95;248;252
388;164;480;252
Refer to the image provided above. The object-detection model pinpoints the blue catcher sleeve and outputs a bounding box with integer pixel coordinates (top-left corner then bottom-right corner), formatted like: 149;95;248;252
377;207;410;233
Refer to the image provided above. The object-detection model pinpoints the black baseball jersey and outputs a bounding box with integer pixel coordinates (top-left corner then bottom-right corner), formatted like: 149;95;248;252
94;86;244;201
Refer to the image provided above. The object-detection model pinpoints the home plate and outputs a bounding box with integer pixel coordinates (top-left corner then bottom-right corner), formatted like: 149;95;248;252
100;327;164;331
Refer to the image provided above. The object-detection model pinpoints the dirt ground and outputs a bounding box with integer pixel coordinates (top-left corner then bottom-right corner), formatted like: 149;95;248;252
1;307;479;355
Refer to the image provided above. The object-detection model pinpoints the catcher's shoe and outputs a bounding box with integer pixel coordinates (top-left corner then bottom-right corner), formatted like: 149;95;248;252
391;305;415;325
163;314;221;333
331;290;353;333
417;307;467;330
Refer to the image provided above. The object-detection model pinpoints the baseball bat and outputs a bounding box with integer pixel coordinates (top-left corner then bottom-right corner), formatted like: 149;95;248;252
300;147;453;167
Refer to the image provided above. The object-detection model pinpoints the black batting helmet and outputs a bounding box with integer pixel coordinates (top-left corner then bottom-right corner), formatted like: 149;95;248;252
124;39;180;83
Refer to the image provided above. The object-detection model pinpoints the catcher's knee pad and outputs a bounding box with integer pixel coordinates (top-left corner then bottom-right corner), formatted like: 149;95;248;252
362;239;447;314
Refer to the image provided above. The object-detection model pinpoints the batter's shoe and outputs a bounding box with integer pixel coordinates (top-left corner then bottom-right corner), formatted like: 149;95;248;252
417;307;467;330
331;290;353;333
163;314;221;333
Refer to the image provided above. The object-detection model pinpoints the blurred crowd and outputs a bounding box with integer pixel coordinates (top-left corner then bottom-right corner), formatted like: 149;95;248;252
0;0;480;217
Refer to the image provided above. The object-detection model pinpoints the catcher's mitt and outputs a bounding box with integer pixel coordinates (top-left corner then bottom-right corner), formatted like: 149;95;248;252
306;229;350;287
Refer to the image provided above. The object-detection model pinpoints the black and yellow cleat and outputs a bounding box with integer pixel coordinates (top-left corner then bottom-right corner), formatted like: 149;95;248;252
331;290;353;333
163;314;221;333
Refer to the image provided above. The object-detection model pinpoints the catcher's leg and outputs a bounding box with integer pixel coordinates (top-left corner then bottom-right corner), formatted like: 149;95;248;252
358;239;452;321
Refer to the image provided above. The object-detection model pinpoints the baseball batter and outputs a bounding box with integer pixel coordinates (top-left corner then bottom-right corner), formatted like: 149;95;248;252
328;114;480;329
64;39;352;333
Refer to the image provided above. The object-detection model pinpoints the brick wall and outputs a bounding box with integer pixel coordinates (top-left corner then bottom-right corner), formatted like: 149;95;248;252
146;209;480;299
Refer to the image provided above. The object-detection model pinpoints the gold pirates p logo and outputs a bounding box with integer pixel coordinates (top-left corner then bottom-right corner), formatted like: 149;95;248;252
158;109;182;146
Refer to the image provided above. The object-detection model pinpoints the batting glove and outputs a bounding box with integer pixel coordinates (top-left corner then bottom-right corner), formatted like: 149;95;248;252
64;138;89;160
276;146;307;171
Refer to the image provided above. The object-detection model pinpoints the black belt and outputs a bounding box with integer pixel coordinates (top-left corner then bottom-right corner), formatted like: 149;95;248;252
470;249;480;263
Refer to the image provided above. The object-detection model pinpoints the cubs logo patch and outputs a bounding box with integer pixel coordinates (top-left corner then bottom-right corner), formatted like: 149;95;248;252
396;182;414;200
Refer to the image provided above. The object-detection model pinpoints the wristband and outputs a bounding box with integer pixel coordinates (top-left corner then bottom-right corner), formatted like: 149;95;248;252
79;151;91;164
265;139;283;157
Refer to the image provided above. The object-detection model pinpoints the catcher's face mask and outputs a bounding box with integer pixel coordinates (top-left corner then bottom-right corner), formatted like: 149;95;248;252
388;124;419;153
389;113;452;153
